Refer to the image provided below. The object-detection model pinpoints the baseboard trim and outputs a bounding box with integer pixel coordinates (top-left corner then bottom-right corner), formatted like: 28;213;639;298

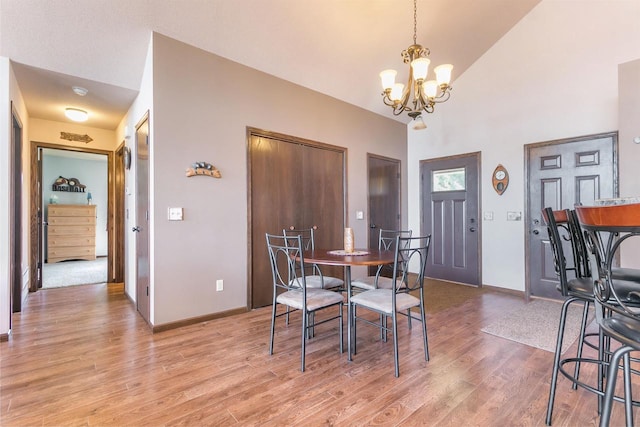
152;307;248;333
482;283;525;298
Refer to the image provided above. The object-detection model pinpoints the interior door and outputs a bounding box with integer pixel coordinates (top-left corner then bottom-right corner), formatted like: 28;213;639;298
301;142;345;280
367;154;401;275
420;152;481;285
135;114;151;323
11;106;23;313
114;143;125;283
36;148;44;290
250;135;301;309
527;132;617;298
249;131;345;309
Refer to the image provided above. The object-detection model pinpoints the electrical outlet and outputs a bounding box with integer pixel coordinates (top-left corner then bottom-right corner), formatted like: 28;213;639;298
483;211;494;221
216;279;223;292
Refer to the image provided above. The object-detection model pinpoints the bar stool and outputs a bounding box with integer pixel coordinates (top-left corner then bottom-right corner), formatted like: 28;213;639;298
576;203;640;427
543;208;598;425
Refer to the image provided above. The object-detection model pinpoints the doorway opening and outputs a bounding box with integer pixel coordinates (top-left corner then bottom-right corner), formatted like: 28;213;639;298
29;141;116;294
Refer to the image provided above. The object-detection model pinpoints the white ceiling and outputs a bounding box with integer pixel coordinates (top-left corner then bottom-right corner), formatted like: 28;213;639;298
1;0;541;130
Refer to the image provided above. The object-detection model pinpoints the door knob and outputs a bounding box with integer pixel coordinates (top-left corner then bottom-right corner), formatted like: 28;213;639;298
532;229;540;235
370;224;377;229
132;226;141;232
469;227;476;232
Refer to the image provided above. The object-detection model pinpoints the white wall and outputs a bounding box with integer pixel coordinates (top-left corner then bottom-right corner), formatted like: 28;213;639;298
150;33;407;325
618;59;640;269
408;0;640;292
1;58;30;336
0;57;10;335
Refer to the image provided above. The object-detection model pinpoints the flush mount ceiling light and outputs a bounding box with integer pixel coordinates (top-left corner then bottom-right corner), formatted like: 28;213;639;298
65;108;89;122
379;0;453;127
72;86;88;96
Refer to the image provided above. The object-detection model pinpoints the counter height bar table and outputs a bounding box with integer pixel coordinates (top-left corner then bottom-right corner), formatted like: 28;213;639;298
301;248;396;360
575;203;640;426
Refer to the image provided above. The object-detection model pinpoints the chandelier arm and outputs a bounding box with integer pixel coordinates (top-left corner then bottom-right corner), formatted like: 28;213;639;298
432;87;453;104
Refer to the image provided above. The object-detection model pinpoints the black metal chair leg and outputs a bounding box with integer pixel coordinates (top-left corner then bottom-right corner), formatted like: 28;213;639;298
599;345;632;427
624;352;633;427
572;300;591;390
546;296;576;425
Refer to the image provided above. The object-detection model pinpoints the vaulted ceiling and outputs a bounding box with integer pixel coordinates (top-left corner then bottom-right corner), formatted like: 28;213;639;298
1;0;541;130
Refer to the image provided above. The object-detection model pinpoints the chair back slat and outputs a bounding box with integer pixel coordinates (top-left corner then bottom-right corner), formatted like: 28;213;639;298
377;229;412;279
266;233;306;294
542;207;574;296
392;235;431;294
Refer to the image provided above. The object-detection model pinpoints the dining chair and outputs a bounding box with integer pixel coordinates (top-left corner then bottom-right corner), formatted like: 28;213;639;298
351;229;412;342
576;204;640;427
351;229;412;291
266;233;344;372
282;227;344;290
350;235;431;377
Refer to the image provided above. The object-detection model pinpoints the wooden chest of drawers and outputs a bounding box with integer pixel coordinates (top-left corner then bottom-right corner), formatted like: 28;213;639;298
47;204;96;263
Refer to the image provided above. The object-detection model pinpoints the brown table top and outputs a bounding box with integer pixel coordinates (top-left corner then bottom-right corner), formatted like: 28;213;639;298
302;249;395;267
576;203;640;231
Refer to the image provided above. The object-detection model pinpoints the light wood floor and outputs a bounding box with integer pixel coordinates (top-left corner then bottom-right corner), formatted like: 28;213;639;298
1;280;638;426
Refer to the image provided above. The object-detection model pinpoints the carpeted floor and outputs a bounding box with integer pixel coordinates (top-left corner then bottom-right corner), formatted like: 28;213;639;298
42;258;108;288
481;298;593;353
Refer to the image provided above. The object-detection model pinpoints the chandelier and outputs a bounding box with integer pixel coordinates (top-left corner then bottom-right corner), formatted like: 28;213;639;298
379;0;453;126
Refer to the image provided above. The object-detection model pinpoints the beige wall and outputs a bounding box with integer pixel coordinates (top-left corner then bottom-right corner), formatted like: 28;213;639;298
150;33;407;325
29;118;118;151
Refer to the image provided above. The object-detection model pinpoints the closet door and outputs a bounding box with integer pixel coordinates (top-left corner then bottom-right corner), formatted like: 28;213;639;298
249;132;345;309
301;143;344;280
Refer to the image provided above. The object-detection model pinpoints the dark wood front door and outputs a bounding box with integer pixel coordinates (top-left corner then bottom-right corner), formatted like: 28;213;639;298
420;152;481;286
526;132;617;298
367;154;401;275
249;130;346;309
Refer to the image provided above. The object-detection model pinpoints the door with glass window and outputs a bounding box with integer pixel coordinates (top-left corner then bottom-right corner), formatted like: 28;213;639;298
420;153;481;285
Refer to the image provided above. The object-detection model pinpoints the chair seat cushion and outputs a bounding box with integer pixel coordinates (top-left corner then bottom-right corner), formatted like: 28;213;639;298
351;276;395;290
351;289;420;314
565;277;594;298
612;267;640;283
303;275;344;289
277;288;344;311
600;314;640;350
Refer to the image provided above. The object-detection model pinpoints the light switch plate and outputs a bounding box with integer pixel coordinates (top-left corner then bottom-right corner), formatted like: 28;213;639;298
356;210;364;220
507;211;522;221
168;207;184;221
483;211;494;221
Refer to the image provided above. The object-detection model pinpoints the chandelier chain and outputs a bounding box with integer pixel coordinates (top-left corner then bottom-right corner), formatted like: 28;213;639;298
413;0;417;45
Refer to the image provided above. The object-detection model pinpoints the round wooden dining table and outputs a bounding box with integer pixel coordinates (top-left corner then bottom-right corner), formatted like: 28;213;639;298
301;248;396;360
